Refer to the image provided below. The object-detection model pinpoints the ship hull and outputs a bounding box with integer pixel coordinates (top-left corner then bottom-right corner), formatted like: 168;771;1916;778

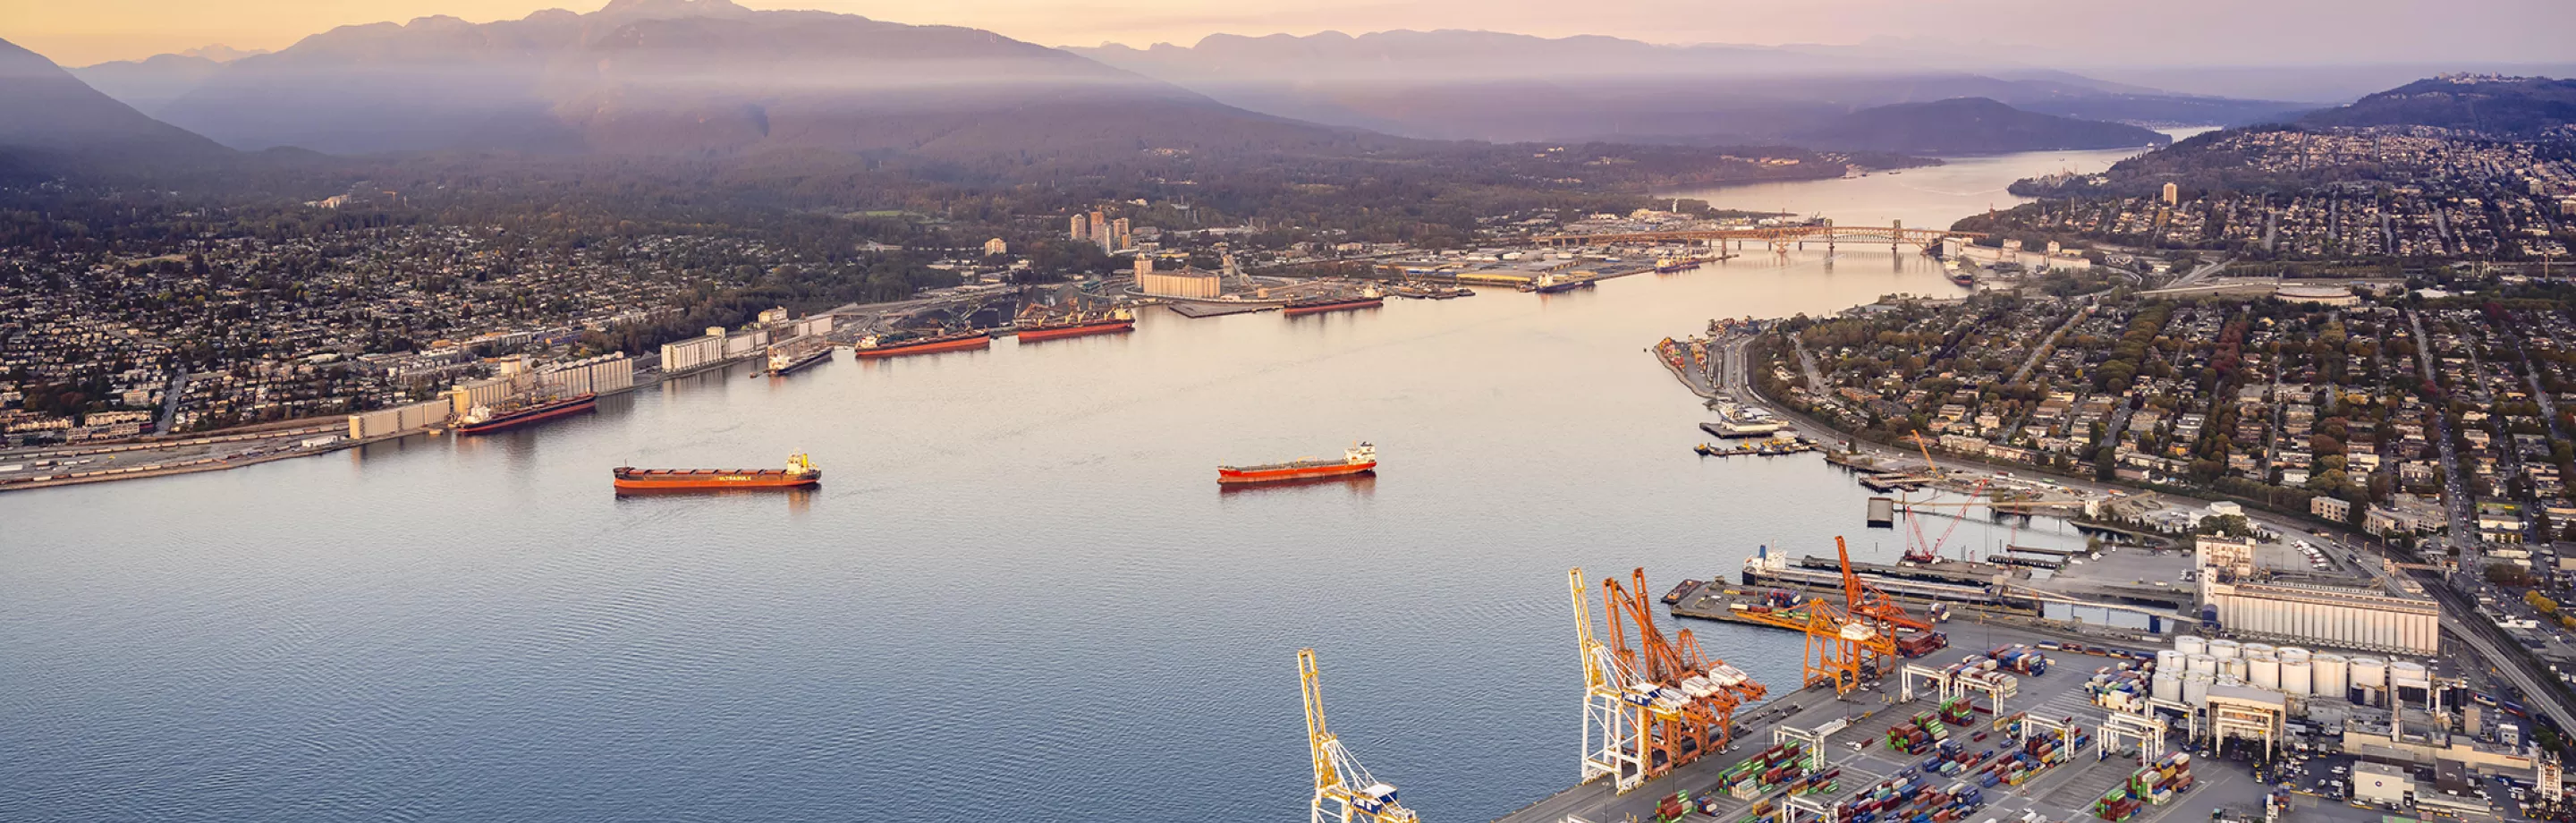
457;395;597;435
1216;461;1377;485
853;335;991;359
1283;298;1384;317
1949;274;1975;287
769;350;832;376
613;469;821;491
1530;281;1593;294
1016;319;1135;342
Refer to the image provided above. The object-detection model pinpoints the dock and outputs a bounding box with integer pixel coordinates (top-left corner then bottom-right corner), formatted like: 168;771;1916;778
1865;496;1895;527
1987;553;2066;571
2004;544;2080;557
1788;555;2020;588
1165;302;1277;318
1856;472;1935;492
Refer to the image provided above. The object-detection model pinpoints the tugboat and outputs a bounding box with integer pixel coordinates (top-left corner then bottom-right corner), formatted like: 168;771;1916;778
853;329;991;359
1016;307;1135;342
456;393;597;435
1217;442;1377;485
613;454;822;491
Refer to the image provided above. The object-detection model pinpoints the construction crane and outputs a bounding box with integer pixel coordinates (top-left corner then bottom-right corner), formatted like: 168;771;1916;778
1894;434;1992;563
1571;567;1651;793
1300;649;1420;823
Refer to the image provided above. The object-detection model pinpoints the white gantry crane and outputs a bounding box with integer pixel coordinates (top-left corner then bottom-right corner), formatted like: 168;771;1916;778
1301;648;1420;823
1571;567;1661;794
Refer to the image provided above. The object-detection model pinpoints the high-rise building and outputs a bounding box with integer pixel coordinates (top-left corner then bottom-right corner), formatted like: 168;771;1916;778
1111;217;1131;251
1069;216;1088;242
984;237;1008;256
1091;211;1112;253
2162;182;2180;206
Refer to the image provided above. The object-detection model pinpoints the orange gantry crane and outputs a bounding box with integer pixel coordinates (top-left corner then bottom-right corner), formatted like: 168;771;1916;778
1724;592;1894;696
1837;535;1931;633
1579;567;1767;789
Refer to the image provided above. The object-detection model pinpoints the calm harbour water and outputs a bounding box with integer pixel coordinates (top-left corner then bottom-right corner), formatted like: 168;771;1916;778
1;140;2164;823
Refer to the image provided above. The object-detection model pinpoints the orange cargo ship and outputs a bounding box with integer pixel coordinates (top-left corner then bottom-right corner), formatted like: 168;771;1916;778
613;454;821;491
1017;308;1135;342
853;331;990;359
1217;442;1377;485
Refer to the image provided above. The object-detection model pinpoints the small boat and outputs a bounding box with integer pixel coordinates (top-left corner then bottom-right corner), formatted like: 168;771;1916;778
614;454;822;492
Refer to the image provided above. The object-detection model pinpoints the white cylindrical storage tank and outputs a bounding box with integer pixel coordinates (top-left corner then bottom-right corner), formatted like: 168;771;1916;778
2390;661;2431;687
2157;649;2184;673
2243;642;2277;658
2349;657;2388;692
2221;657;2249;681
2282;659;2313;696
2153;673;2182;702
2186;654;2218;675
2313;654;2349;699
2176;635;2208;656
2182;673;2213;705
2249;654;2281;691
2279;647;2311;666
2218;675;2246;690
2209;639;2241;659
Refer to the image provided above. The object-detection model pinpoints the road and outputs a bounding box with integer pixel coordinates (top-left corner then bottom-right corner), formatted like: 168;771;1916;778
2405;310;2480;572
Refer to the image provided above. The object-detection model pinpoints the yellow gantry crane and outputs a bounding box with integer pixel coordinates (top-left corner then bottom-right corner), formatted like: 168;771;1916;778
1301;649;1419;823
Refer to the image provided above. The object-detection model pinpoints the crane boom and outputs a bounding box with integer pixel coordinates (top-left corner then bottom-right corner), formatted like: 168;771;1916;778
1301;649;1419;823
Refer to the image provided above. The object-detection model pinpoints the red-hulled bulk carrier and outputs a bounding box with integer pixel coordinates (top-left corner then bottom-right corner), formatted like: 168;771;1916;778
1016;308;1135;342
853;330;991;359
456;393;597;435
613;454;821;491
1216;442;1377;485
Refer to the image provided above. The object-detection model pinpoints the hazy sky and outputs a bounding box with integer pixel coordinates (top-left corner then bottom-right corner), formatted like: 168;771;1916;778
13;0;2574;67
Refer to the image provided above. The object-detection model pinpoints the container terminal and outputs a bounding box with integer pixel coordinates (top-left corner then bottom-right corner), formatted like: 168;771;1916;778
1294;524;2534;823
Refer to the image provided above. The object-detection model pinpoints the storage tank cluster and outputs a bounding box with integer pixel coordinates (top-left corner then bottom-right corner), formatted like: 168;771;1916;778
2157;635;2369;708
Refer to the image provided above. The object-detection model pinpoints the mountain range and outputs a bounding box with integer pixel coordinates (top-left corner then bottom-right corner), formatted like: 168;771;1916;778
72;0;1381;162
0;37;228;176
2299;75;2576;137
1068;30;2310;146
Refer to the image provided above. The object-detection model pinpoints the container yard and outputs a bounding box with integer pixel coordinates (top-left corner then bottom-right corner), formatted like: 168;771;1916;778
1450;528;2495;823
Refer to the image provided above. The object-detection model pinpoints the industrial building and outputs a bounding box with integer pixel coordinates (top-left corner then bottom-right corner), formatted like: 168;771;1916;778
2198;577;2439;654
1138;259;1223;300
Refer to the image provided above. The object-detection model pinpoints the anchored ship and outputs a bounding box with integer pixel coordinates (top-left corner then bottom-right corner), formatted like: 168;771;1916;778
853;330;991;359
1522;272;1596;293
763;338;833;377
613;454;822;491
1016;308;1135;342
1217;442;1377;485
456;393;597;435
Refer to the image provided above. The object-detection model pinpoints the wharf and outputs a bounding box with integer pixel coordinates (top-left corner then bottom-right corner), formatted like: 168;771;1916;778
2005;544;2080;557
1866;496;1895;527
1743;562;2021;612
1987;554;2066;571
1857;472;1935;492
1165;302;1278;318
1788;555;2020;588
